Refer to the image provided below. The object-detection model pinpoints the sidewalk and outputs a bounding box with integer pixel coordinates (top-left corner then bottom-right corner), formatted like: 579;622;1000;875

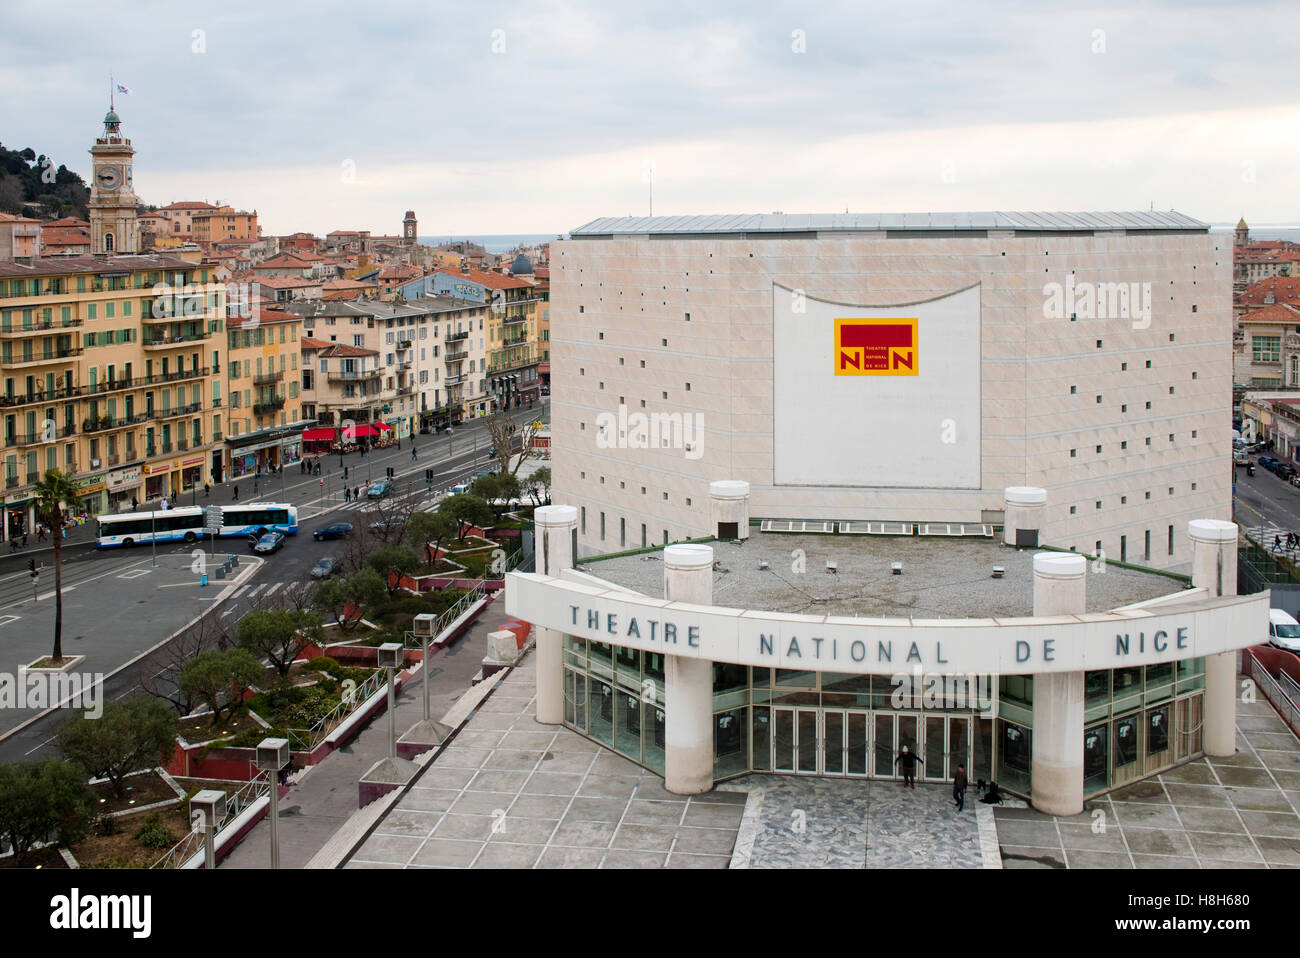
218;598;512;869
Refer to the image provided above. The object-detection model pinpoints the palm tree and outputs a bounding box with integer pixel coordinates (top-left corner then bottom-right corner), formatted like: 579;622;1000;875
33;469;78;663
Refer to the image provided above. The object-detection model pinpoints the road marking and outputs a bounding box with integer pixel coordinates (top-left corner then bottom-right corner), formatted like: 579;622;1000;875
246;583;267;598
118;569;151;580
35;586;74;601
220;606;238;618
264;581;283;597
230;584;250;599
0;614;18;626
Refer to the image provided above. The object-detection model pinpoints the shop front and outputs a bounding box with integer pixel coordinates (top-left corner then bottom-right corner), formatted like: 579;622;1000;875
143;460;170;500
106;465;143;512
181;456;204;494
72;473;108;519
4;499;31;542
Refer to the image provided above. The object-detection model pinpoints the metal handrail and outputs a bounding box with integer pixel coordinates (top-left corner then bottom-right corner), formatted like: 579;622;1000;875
399;584;490;650
283;667;386;752
1243;649;1300;734
150;770;271;869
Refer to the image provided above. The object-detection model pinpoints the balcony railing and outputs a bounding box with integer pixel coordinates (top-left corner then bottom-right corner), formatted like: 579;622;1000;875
444;375;463;386
83;412;151;433
107;454;120;466
444;349;468;362
397;340;413;350
142;332;210;349
1;347;83;367
84;367;210;396
253;398;285;415
253;370;284;385
0;385;84;407
150;402;203;420
446;330;469;342
326;369;381;382
177;438;189;451
1;318;85;336
501;313;527;325
4;476;16;489
213;430;222;441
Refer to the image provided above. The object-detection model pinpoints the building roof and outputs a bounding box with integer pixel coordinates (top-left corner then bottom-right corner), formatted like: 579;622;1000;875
0;254;204;278
1240;276;1300;307
42;217;90;228
1238;302;1300;325
229;309;299;328
156;201;218;213
255;275;320;289
433;267;532;290
570;210;1211;238
299;337;377;358
257;253;318;269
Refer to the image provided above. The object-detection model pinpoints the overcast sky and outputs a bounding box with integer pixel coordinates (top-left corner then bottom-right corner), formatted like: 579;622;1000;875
3;0;1297;236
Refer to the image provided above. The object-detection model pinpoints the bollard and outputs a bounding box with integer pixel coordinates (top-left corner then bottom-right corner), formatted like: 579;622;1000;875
200;573;208;587
229;554;238;567
214;566;226;580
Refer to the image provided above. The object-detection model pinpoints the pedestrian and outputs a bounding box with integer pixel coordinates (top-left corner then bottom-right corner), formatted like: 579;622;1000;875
1275;534;1284;553
131;497;137;511
953;763;968;812
353;486;359;500
21;533;27;548
38;525;47;543
300;460;305;475
253;476;259;494
894;744;923;789
232;485;239;501
411;446;417;461
980;781;1003;805
203;483;210;498
344;487;350;503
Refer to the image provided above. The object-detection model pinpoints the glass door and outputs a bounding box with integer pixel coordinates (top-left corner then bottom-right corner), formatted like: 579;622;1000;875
924;715;947;780
773;708;796;773
796;708;818;773
873;713;896;778
846;711;869;776
773;707;824;774
823;710;845;775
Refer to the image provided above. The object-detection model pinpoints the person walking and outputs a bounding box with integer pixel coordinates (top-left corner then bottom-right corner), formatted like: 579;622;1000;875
203;482;210;498
894;745;923;789
1275;534;1284;553
953;763;968;811
38;525;47;543
232;485;239;501
411;445;417;461
353;485;359;501
343;486;350;503
253;475;259;494
131;497;137;511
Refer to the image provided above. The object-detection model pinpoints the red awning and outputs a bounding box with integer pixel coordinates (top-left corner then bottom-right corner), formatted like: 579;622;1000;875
349;424;380;438
375;422;391;431
302;427;334;441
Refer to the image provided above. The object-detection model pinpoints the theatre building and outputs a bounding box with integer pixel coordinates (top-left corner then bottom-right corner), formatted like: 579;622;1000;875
505;211;1265;814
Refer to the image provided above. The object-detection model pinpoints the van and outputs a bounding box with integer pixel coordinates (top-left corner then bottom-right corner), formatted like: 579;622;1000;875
1268;609;1300;652
448;482;469;496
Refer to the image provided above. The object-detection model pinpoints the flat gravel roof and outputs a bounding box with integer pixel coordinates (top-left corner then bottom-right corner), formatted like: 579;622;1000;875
583;533;1181;619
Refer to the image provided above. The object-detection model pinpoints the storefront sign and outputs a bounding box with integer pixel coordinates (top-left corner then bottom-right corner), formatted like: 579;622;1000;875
144;460;174;476
182;456;204;468
107;467;142;490
506;573;1268;676
73;473;107;495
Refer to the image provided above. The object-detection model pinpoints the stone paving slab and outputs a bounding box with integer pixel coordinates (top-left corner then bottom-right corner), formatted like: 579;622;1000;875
994;691;1300;869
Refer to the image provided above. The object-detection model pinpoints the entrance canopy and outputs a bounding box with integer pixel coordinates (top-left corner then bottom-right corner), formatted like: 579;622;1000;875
302;427;334;442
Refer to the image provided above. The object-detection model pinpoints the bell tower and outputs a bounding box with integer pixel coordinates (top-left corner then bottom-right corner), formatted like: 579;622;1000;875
403;210;418;244
89;102;138;255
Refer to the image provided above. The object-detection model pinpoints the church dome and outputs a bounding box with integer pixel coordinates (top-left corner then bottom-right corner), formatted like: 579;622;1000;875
104;109;121;125
510;253;533;275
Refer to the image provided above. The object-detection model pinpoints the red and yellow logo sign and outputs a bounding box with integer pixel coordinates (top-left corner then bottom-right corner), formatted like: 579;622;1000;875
834;318;918;376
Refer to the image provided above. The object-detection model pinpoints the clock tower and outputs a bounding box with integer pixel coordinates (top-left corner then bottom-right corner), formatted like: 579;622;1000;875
89;106;138;255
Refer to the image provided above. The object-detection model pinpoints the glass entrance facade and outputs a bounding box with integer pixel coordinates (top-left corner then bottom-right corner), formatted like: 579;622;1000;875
559;636;1206;798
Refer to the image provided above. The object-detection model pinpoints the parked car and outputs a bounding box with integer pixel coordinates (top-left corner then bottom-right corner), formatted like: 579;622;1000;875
313;522;354;541
1279;464;1297;481
310;556;339;579
1269;609;1300;652
252;531;286;554
1259;456;1278;470
369;517;406;533
366;479;391;499
448;482;469;496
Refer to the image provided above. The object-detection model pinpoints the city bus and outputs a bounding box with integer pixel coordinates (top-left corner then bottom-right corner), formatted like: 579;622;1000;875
95;502;299;548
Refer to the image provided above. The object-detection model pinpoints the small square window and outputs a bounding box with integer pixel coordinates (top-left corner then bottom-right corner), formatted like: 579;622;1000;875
1069;506;1077;515
1070;385;1077;394
1121;404;1127;412
1145;360;1152;368
1096;395;1102;404
1145;491;1151;500
1191;482;1198;491
1095;501;1102;510
1070;449;1077;458
662;492;668;501
1096;340;1103;349
1121;496;1127;504
1095;445;1102;454
1121;362;1127;371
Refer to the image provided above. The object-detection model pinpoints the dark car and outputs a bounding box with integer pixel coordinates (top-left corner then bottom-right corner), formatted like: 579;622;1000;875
313;522;354;541
310;556;338;579
1280;464;1298;481
366;479;391;500
252;531;285;554
1259;456;1278;470
246;525;271;546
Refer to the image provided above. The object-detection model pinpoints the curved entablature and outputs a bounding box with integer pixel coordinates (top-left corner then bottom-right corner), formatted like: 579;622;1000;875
506;571;1267;676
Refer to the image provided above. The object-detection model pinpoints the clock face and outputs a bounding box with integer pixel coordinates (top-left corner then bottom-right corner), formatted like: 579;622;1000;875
96;165;121;190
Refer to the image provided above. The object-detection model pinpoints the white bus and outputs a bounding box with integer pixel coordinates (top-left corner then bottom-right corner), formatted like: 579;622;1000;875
95;502;299;548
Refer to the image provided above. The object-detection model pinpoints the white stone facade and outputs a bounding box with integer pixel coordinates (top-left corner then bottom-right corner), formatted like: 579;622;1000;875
551;219;1232;570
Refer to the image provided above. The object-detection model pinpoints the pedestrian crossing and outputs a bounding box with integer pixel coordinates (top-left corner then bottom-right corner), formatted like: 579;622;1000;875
219;578;305;617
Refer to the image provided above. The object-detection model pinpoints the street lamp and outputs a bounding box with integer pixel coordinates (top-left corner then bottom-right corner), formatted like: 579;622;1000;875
378;643;404;759
255;737;290;869
189;789;226;871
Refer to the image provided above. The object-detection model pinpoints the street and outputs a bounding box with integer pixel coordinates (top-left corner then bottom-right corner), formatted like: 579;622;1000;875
0;402;548;763
1233;456;1300;547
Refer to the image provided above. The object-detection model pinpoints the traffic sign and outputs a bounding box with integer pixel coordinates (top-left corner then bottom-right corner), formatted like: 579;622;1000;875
204;506;223;533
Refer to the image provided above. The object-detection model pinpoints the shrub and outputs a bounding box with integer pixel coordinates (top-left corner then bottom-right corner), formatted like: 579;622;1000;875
133;812;177;849
305;656;341;674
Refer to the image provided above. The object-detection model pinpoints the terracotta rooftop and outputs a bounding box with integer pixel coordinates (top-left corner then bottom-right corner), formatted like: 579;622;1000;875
299;337;377;358
432;267;532;291
0;254;202;278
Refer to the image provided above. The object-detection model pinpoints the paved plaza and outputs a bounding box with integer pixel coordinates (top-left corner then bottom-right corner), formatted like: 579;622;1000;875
338;649;1300;869
994;696;1300;869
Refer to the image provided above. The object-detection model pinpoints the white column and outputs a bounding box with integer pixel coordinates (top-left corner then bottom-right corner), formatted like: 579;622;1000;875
663;543;714;794
709;480;750;540
1030;552;1086;816
1003;486;1047;548
533;505;577;726
1189;519;1239;757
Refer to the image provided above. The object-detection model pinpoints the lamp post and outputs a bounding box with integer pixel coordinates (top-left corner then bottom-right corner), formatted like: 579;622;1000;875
255;737;290;869
189;789;226;870
378;643;403;759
